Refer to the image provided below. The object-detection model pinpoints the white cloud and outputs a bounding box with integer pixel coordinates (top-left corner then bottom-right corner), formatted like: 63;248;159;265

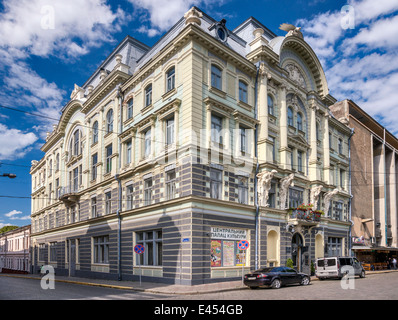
298;0;398;136
0;0;126;58
4;210;31;221
0;124;38;160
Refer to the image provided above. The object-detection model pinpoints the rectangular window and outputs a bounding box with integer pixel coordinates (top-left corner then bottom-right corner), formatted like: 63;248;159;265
71;167;78;193
238;176;248;204
210;168;222;199
238;80;248;103
166;170;176;200
145;85;152;107
93;236;109;264
105;191;112;215
268;182;276;208
91;197;97;218
166;117;175;145
49;242;57;262
126;185;133;210
144;178;153;206
92;153;98;181
211;65;222;90
166;68;175;92
211;114;223;145
269;136;276;162
211;238;248;267
144;129;151;158
135;230;162;266
127;100;133;119
106;144;112;173
340;169;345;189
328;237;342;257
39;244;45;262
240;126;247;153
297;150;303;172
126;139;132;165
289;187;304;209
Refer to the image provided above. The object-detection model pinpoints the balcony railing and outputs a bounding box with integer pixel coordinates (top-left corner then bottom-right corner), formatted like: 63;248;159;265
58;185;80;200
289;209;322;223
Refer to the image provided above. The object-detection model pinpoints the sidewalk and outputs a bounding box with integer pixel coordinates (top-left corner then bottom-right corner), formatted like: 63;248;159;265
1;269;397;295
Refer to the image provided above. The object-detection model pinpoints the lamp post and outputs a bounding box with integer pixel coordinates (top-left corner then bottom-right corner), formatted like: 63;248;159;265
1;173;17;178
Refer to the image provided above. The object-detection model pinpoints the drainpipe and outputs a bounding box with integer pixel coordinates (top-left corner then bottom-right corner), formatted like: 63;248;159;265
348;127;355;257
116;84;123;281
254;63;260;270
383;128;388;247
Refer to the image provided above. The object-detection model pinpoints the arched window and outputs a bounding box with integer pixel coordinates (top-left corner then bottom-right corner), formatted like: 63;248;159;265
211;64;222;90
268;95;274;116
297;113;303;131
106;109;113;133
127;99;133;119
145;84;152;107
166;67;175;92
92;121;98;143
287;107;294;127
238;80;248;103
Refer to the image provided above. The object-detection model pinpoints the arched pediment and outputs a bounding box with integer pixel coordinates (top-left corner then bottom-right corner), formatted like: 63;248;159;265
279;36;329;98
58;100;83;134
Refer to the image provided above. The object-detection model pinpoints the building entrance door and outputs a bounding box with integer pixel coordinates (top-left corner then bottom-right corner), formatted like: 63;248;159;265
292;233;303;272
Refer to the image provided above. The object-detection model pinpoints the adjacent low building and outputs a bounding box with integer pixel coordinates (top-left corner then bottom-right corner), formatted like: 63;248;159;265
330;99;398;264
0;225;31;274
30;7;352;284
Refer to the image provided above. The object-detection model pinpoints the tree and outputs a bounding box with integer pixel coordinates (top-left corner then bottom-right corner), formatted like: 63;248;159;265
0;226;19;234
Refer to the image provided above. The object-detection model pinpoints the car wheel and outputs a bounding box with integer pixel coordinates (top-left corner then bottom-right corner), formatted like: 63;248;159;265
360;270;365;278
271;279;281;289
301;276;310;286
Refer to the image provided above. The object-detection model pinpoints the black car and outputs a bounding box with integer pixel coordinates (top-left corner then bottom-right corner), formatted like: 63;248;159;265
244;266;310;289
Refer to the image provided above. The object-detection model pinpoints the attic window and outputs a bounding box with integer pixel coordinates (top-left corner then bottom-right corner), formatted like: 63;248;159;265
209;19;228;43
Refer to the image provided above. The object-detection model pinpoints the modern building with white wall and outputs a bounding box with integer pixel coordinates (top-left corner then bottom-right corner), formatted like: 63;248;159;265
30;7;352;284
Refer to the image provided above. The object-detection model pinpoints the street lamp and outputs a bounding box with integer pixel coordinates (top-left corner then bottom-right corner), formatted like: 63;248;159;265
1;173;16;178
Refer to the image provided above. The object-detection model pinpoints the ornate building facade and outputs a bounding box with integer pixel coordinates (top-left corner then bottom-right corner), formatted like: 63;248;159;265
30;7;351;284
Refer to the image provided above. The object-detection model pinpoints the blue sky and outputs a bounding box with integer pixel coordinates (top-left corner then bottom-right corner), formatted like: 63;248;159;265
0;0;397;228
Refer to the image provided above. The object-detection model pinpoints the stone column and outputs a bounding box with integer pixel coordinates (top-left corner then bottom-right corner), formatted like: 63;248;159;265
309;100;318;180
279;84;288;169
257;63;269;162
323;113;331;184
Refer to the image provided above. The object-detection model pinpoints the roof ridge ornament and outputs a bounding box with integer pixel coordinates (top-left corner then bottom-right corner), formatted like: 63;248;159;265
279;23;304;39
184;7;202;26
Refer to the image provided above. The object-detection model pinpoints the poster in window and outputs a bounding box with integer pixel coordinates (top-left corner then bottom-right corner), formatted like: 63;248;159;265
222;241;235;267
236;242;246;266
210;240;222;267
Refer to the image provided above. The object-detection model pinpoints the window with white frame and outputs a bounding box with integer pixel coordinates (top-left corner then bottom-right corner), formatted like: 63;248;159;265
238;176;248;204
126;184;133;210
135;230;162;266
144;178;153;206
210;168;222;199
127;99;133;119
91;196;98;218
144;128;151;158
166;170;176;200
92;153;98;181
238;80;248;103
105;191;112;215
145;84;152;107
126;139;132;165
211;114;223;145
166;67;175;92
166;117;175;146
93;236;109;264
106;144;112;173
240;126;247;153
211;64;222;90
106;109;113;134
92;121;99;143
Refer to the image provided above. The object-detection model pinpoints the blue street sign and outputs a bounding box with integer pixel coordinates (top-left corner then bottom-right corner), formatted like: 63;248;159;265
238;240;249;250
134;244;145;254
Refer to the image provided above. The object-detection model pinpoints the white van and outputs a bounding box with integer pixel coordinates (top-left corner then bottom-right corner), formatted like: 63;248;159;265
315;256;366;280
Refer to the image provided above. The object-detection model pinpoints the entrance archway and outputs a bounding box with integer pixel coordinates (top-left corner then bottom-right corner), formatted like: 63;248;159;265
291;233;304;272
